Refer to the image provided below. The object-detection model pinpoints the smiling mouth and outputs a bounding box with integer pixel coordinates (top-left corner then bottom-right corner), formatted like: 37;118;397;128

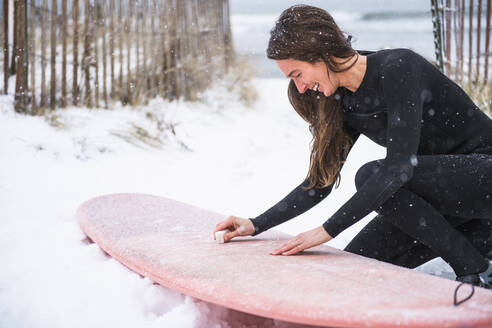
313;82;320;92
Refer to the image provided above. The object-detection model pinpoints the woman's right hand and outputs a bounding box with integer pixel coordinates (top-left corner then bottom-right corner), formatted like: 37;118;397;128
213;216;255;242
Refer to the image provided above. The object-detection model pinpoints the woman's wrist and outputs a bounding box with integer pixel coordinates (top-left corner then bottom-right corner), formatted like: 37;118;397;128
249;218;262;236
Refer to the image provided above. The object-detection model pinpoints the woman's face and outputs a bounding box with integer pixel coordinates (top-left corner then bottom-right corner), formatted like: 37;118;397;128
275;59;336;97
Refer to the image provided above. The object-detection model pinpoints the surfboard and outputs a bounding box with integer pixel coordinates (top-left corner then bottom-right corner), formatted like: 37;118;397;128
76;193;492;328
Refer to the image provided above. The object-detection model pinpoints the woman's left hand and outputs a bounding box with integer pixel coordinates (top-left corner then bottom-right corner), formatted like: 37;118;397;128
270;226;333;255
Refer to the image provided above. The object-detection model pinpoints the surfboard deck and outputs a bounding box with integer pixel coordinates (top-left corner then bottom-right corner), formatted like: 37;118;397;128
76;193;492;328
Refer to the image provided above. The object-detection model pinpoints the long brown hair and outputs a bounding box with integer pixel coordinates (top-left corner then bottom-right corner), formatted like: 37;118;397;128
267;5;358;189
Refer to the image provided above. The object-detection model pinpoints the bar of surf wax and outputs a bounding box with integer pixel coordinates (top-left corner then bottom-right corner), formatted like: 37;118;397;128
215;230;228;243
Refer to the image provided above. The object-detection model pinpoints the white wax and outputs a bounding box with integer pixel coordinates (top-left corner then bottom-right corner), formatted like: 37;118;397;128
215;230;228;243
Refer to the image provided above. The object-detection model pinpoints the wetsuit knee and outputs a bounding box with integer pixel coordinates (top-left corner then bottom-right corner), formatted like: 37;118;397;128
355;160;384;190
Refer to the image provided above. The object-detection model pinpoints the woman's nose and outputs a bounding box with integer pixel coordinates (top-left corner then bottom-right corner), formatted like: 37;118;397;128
294;80;307;94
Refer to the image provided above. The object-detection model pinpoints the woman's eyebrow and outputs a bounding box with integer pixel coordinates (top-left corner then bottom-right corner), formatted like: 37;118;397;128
287;70;298;78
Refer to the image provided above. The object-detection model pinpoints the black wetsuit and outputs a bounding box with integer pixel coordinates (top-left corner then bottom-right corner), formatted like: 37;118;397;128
251;48;492;277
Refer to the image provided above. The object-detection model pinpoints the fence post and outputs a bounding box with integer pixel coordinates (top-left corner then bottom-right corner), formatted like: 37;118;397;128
3;0;8;94
29;0;36;113
179;0;191;100
14;0;27;113
431;0;445;72
158;0;167;99
10;0;17;75
24;0;28;93
444;0;452;75
169;0;179;100
468;0;474;82
125;0;132;105
62;0;67;108
141;0;148;103
485;0;491;84
73;0;79;105
118;0;123;99
40;0;46;111
476;0;483;82
134;0;140;104
150;0;156;98
453;0;460;81
94;0;99;108
223;0;233;71
83;0;93;107
459;0;465;81
109;0;114;98
50;0;57;110
109;0;116;98
101;0;108;108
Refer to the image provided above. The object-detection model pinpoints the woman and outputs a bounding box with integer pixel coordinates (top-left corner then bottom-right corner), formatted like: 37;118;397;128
213;5;492;288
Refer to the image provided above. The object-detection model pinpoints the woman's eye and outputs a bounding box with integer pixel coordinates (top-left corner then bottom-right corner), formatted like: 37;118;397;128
295;73;301;78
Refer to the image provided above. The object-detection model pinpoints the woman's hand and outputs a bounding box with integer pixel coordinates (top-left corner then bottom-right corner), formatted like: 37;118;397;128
213;216;255;242
270;226;332;255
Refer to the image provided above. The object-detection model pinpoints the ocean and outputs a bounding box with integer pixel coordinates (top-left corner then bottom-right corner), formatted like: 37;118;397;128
229;0;434;77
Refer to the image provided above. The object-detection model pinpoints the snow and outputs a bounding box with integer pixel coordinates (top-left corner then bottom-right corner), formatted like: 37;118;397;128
0;78;455;327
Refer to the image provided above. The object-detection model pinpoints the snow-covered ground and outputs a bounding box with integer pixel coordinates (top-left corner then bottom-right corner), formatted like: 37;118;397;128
0;78;455;327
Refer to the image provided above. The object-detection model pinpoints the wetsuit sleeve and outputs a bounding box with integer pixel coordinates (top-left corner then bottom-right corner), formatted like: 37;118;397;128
251;126;360;236
322;51;425;237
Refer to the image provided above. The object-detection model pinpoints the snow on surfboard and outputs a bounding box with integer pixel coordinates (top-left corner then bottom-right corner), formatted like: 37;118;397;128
76;193;492;328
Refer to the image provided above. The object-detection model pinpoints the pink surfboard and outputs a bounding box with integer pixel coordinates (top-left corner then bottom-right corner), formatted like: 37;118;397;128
76;193;492;328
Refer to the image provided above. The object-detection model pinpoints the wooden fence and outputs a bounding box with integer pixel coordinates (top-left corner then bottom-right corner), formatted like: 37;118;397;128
1;0;234;114
431;0;491;85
